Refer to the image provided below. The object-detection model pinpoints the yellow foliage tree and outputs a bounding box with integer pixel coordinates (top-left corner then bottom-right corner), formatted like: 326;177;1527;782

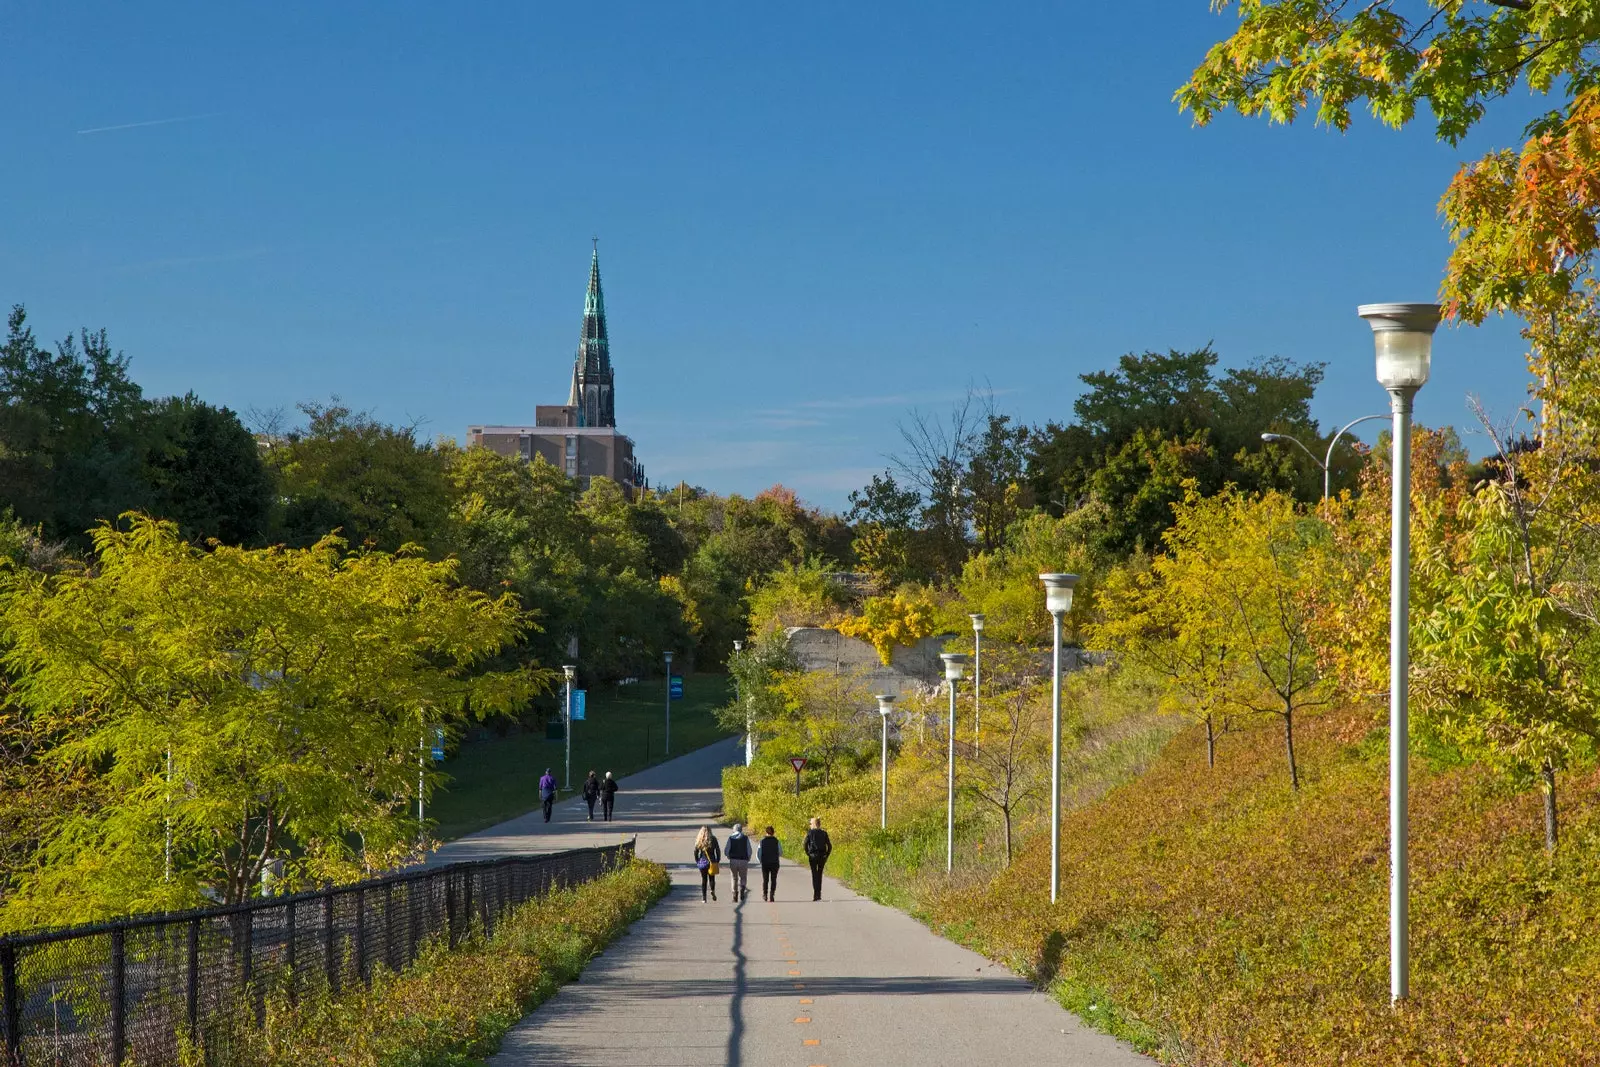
837;590;939;666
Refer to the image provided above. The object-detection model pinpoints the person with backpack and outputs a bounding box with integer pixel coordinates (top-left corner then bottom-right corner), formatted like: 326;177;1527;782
803;816;832;901
693;826;722;902
539;768;558;823
581;770;601;821
601;771;619;821
758;825;782;901
724;823;753;902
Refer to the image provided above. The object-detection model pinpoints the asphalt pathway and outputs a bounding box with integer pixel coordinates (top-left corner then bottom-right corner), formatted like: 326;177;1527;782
434;737;1156;1067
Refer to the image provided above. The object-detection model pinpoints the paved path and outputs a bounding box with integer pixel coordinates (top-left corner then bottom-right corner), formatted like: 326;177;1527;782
434;738;1155;1067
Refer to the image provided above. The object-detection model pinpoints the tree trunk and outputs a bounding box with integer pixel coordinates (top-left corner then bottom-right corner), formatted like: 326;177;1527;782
1282;708;1298;791
1204;715;1216;769
1002;807;1012;868
1542;757;1559;852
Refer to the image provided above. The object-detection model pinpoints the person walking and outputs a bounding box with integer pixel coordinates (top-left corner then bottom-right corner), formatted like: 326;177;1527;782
539;768;558;823
693;826;722;903
601;771;619;821
803;816;832;901
758;825;781;901
725;823;752;902
582;770;601;821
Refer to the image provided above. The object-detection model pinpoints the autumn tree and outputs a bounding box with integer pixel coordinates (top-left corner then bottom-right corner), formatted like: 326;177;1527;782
959;649;1051;865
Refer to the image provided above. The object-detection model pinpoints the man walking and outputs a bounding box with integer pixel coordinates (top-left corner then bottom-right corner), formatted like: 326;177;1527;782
539;768;558;823
601;771;618;821
803;816;832;901
582;770;601;821
758;825;781;901
725;823;753;901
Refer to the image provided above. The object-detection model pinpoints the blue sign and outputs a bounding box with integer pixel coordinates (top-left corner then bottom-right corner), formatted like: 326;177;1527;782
431;726;446;762
670;675;684;700
571;690;586;721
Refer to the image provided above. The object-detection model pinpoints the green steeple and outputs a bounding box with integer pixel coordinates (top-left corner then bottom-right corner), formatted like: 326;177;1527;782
569;242;614;427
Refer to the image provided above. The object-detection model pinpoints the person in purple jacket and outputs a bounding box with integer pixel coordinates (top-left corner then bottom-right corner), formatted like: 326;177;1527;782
539;768;557;823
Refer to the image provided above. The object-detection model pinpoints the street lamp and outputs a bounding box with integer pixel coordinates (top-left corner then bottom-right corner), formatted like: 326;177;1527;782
939;652;970;874
562;665;576;796
876;694;896;829
663;650;674;757
734;640;751;766
1040;572;1079;904
1359;301;1441;1005
968;614;985;743
1261;413;1389;502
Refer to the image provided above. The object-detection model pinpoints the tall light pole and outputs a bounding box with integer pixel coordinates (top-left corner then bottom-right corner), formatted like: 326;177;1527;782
876;694;895;829
1359;302;1441;1005
562;664;577;796
734;639;752;766
1261;412;1389;502
968;614;985;742
1040;573;1079;904
939;652;970;874
663;650;674;757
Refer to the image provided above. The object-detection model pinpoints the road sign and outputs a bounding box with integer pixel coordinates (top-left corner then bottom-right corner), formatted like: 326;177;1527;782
571;690;586;721
431;726;445;762
789;757;808;772
670;675;684;700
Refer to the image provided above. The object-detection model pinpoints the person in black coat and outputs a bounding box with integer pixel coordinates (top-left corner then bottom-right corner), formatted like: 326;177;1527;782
581;770;601;820
802;816;832;901
600;770;619;821
758;825;782;901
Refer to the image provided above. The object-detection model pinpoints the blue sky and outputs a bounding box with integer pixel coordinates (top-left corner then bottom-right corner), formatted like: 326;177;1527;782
0;2;1544;512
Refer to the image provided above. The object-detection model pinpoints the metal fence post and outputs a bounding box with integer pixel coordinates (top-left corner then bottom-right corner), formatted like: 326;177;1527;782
1;941;20;1067
445;874;457;949
185;919;200;1038
353;888;367;985
463;870;474;939
109;928;126;1067
383;883;397;973
285;899;297;1006
322;894;338;994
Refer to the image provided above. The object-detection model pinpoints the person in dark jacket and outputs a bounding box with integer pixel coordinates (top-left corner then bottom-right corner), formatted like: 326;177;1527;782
758;825;782;901
601;770;619;821
693;826;721;902
581;771;601;820
538;769;558;823
802;816;832;901
725;823;753;901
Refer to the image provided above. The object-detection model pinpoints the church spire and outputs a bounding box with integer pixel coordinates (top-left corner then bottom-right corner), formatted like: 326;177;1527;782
568;242;615;427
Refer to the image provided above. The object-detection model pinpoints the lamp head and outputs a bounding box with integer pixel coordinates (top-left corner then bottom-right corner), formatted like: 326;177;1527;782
1261;432;1282;443
940;652;970;681
1039;573;1080;615
562;664;576;682
1358;303;1441;393
876;693;896;716
968;613;985;633
663;650;674;665
733;640;743;653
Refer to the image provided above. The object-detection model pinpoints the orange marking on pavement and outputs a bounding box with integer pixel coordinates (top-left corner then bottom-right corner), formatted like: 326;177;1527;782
803;1039;820;1046
793;982;805;989
788;969;802;975
795;1016;812;1024
799;997;813;1004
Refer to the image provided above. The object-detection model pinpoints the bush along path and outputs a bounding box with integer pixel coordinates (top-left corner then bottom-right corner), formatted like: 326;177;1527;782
209;859;671;1067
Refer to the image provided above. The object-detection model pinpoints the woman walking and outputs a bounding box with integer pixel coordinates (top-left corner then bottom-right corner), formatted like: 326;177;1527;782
693;825;722;902
803;816;832;901
725;823;752;902
758;825;781;901
582;770;601;821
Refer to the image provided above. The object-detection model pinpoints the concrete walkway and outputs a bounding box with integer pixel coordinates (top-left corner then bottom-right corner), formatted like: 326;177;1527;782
433;738;1155;1067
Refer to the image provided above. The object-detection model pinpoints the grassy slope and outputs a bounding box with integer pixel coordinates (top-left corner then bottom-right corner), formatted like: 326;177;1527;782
728;695;1600;1065
428;672;735;840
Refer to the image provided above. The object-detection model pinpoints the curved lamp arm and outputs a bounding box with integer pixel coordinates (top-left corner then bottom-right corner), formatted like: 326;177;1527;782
1322;414;1391;502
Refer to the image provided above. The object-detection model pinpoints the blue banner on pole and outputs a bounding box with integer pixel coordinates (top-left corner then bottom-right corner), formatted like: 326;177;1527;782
431;726;445;762
572;690;586;721
670;675;684;700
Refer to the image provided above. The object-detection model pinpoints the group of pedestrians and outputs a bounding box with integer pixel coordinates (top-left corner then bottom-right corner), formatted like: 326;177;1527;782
692;817;832;903
537;768;619;823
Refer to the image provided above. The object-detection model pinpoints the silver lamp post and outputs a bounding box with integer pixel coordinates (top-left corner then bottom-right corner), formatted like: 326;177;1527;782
939;652;970;874
562;665;577;796
876;693;896;829
734;640;751;766
1359;301;1441;1005
663;650;674;757
1039;573;1080;904
968;614;985;742
1261;413;1390;503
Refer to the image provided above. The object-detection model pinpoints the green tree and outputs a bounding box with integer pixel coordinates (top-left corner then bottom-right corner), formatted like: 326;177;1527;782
141;394;273;545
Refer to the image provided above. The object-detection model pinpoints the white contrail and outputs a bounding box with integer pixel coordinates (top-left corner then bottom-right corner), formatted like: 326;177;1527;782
77;113;220;135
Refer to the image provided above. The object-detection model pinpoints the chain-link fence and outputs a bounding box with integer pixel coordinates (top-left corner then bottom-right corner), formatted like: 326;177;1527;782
0;841;636;1067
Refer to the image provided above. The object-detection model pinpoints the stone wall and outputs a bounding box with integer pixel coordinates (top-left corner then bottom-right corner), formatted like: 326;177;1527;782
783;626;959;698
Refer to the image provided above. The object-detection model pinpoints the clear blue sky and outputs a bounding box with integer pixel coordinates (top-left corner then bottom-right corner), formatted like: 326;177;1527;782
1;2;1541;512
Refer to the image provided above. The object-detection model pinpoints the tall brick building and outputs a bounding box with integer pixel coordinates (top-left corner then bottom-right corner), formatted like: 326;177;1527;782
468;246;645;495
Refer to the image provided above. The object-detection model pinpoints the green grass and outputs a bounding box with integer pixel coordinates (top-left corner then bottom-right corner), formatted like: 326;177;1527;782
428;672;735;840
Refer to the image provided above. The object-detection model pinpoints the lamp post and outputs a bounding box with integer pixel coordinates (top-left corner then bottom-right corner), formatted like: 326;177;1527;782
663;650;674;757
1261;413;1390;502
1359;301;1441;1005
734;640;752;766
939;652;970;874
1040;573;1080;904
969;614;985;743
562;665;577;796
876;694;896;829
